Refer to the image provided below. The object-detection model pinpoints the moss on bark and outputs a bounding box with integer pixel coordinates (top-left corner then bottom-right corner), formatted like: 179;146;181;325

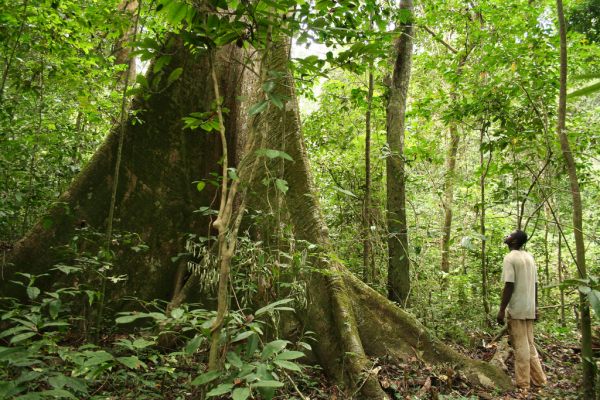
3;39;249;309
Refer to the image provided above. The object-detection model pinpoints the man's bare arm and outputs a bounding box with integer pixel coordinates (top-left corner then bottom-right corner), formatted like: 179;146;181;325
535;282;539;321
497;282;514;325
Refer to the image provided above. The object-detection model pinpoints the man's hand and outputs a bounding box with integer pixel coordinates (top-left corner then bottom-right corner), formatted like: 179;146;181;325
497;309;505;326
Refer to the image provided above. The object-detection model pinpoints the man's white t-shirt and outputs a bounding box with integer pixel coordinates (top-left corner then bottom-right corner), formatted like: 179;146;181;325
501;249;538;320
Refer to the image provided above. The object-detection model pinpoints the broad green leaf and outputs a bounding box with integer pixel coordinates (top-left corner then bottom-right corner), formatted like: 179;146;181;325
27;286;40;300
268;70;283;78
136;74;149;89
48;375;87;394
232;387;250;400
10;332;37;344
126;88;144;96
588;290;600;318
255;149;293;161
42;219;53;228
167;2;187;25
207;383;234;396
17;371;43;385
245;332;258;358
226;351;243;369
197;182;206;191
153;56;172;74
261;340;289;361
571;73;600;80
228;169;239;181
168;68;183;84
171;308;184;319
156;0;174;13
117;356;147;369
255;364;276;399
115;313;149;324
274;351;305;361
232;330;254;343
263;81;276;92
0;346;26;359
567;82;600;98
256;298;294;316
252;380;284;387
191;370;222;385
49;299;61;320
186;336;202;355
35;389;77;399
207;14;220;29
273;359;301;371
276;179;288;193
579;285;591;294
331;186;356;198
0;326;31;339
248;100;268;115
269;93;283;109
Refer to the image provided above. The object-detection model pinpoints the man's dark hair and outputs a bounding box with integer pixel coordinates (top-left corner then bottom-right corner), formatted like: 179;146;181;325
514;230;528;248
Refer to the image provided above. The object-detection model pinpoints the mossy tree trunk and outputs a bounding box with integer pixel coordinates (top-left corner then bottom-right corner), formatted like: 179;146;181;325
2;38;250;308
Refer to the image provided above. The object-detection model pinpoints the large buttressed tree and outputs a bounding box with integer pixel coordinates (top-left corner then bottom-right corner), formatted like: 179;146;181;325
3;5;514;400
2;37;251;303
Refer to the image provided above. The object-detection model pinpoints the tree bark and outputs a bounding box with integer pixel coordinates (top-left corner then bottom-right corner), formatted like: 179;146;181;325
114;0;139;81
440;55;467;274
440;120;460;273
386;0;413;307
363;66;374;283
556;0;595;396
2;38;249;307
480;121;491;315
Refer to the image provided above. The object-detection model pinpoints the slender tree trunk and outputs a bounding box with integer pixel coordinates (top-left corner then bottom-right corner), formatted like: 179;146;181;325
363;66;374;283
543;216;549;301
440;55;467;274
480;125;490;315
558;233;566;327
556;1;595;395
0;0;28;103
441;122;460;273
386;0;414;307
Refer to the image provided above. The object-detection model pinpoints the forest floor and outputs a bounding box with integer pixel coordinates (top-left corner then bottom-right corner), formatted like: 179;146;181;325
75;326;588;400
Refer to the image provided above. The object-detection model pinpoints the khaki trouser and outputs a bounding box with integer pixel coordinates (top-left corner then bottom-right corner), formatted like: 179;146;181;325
507;314;547;388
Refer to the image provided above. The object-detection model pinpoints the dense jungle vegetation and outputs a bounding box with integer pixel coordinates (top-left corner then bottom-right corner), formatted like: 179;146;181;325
1;0;600;398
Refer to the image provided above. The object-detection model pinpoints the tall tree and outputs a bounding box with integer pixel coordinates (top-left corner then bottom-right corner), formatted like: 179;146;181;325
4;29;513;399
363;64;375;283
386;0;414;306
556;0;596;396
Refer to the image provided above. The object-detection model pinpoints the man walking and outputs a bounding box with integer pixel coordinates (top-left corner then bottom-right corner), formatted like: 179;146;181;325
496;229;547;391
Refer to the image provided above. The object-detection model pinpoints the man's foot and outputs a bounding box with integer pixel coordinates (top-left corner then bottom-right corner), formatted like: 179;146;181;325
531;383;545;393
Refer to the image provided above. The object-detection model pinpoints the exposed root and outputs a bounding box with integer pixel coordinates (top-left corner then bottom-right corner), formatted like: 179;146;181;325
343;272;514;391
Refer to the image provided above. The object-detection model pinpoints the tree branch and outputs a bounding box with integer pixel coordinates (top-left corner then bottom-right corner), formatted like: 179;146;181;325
420;25;458;54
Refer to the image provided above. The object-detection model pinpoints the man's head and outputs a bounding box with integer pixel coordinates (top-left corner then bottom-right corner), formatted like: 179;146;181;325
504;230;528;249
